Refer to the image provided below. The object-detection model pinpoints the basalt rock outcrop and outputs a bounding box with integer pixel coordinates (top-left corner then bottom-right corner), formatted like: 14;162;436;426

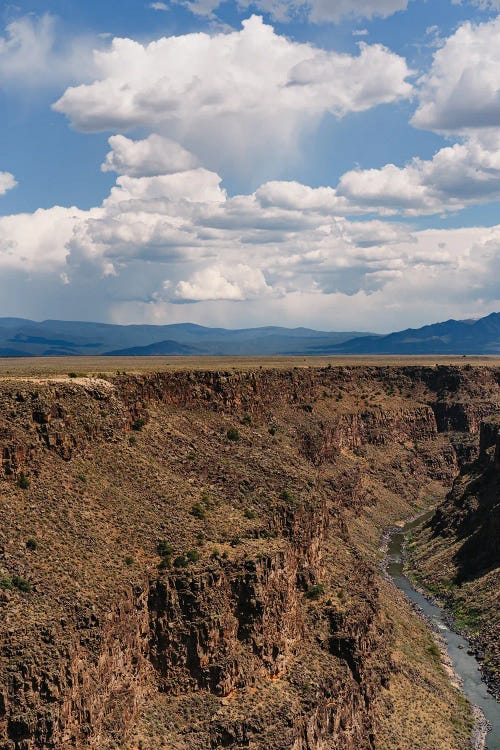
411;414;500;698
0;365;499;750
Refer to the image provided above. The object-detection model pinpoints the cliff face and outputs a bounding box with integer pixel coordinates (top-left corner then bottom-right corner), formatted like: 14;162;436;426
433;417;500;578
0;365;499;750
411;415;500;697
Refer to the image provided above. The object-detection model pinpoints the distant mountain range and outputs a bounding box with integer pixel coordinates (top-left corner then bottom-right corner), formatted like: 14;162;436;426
0;319;371;357
0;313;498;357
329;312;500;355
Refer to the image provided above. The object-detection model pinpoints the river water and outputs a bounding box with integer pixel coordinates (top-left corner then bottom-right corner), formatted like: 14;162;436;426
386;512;500;750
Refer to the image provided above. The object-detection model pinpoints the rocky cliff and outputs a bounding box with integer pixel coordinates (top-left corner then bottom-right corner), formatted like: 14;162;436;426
0;365;499;750
411;414;500;697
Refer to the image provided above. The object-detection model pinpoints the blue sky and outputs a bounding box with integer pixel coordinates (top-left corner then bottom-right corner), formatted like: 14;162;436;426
0;0;499;331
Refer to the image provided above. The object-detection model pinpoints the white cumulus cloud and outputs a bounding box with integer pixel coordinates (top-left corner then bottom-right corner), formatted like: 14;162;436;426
329;17;500;216
412;16;500;134
102;134;198;177
0;161;498;331
175;264;271;300
53;16;413;178
0;206;90;271
0;172;17;196
337;132;500;214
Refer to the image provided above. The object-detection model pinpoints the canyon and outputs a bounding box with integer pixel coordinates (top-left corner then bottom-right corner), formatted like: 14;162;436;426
0;363;499;750
411;413;500;699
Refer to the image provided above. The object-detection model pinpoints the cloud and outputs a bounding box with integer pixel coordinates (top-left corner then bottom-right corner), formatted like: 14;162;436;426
0;172;17;196
336;132;500;214
0;158;498;331
149;2;170;9
102;134;198;177
103;168;226;206
255;180;347;214
181;0;408;23
0;13;96;90
452;0;500;9
2;12;499;330
412;16;500;134
319;17;500;217
175;264;271;300
0;206;89;271
1;7;498;331
53;17;413;179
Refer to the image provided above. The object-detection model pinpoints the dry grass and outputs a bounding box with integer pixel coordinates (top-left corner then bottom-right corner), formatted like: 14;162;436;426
0;354;499;378
374;579;474;750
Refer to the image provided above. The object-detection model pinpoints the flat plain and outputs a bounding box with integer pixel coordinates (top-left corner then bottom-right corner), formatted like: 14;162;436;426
0;354;500;377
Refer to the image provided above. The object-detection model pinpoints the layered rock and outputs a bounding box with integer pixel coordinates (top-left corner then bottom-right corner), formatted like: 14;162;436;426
411;414;500;697
0;365;498;749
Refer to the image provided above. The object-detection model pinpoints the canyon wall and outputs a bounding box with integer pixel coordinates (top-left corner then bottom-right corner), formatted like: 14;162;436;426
412;413;499;697
0;365;499;750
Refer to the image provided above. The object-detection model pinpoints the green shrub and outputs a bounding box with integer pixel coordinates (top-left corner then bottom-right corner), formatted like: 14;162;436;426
157;540;173;569
173;555;189;568
26;539;38;551
279;489;294;502
129;435;137;445
68;372;78;378
427;641;441;661
260;529;278;539
124;556;134;566
157;541;173;557
241;413;252;425
201;492;215;509
305;583;325;600
17;473;30;490
191;503;206;520
132;417;146;432
453;602;481;631
12;576;32;593
186;549;200;563
0;577;13;590
268;426;277;436
244;508;257;520
226;427;240;441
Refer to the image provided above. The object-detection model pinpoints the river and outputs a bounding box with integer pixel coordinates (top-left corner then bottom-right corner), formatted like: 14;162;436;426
386;511;499;750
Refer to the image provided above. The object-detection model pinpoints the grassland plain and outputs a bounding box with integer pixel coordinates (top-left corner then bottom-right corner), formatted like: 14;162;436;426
0;354;499;377
0;361;499;749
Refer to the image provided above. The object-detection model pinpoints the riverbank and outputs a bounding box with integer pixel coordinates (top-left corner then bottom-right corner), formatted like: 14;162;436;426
381;514;491;750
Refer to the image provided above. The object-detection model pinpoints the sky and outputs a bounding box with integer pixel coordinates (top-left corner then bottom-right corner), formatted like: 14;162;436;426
0;0;499;333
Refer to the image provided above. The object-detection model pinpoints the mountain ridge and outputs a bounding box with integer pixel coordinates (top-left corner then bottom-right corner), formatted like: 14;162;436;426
0;313;498;356
327;312;500;355
0;319;373;357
